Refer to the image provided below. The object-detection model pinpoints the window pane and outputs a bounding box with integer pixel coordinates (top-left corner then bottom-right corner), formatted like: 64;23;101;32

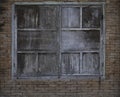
17;31;57;51
38;53;58;75
38;6;57;29
82;52;100;74
82;6;102;28
17;53;38;77
62;7;80;28
62;53;80;74
61;30;100;51
17;6;39;28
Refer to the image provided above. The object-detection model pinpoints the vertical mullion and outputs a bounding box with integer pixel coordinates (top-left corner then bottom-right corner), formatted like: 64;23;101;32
80;52;83;74
36;53;39;78
80;6;82;28
68;7;70;28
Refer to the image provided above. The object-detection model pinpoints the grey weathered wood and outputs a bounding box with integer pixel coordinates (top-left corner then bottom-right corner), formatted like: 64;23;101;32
62;28;100;30
62;53;80;74
62;7;80;28
17;31;57;50
39;6;57;29
17;53;38;77
82;6;102;28
17;28;56;31
14;2;105;5
102;4;105;78
17;51;57;54
12;3;105;79
12;4;16;79
38;54;58;75
80;52;82;73
58;6;62;78
80;7;82;28
82;52;99;74
61;30;100;51
99;4;105;77
61;50;99;53
14;5;18;78
17;5;39;28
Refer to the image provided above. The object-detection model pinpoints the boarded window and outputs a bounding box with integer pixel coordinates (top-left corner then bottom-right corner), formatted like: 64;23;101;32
12;3;105;79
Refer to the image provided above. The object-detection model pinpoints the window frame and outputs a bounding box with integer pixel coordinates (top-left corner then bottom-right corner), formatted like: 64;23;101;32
12;2;105;80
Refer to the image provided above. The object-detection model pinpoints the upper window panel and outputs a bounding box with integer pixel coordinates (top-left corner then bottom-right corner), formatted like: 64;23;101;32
16;6;57;29
82;6;102;28
17;6;39;28
38;6;57;29
62;7;80;28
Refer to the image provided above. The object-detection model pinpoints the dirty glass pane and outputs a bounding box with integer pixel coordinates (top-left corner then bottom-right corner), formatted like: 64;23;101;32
62;7;80;28
17;5;39;28
62;53;80;74
38;6;57;29
17;53;38;77
17;31;57;51
82;52;100;74
82;6;102;28
38;53;58;75
61;30;100;51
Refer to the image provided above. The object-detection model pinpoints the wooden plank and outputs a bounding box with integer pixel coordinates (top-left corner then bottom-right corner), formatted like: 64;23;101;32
102;4;106;78
62;28;100;30
82;52;100;74
14;2;105;5
16;5;39;28
17;53;38;77
58;6;62;78
80;52;82;74
62;53;80;74
14;5;18;78
17;28;56;31
80;7;82;28
39;6;57;29
61;50;99;53
61;7;80;28
17;51;57;54
12;4;16;79
82;6;102;28
38;54;58;76
99;4;105;77
17;31;57;51
61;30;100;51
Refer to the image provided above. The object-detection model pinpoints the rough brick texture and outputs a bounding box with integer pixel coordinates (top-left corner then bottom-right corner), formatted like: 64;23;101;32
0;0;120;97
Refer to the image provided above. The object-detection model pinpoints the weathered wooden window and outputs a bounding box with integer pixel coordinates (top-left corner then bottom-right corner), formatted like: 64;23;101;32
12;2;105;79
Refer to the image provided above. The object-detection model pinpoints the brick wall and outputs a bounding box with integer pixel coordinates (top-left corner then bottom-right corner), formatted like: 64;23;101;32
0;0;120;97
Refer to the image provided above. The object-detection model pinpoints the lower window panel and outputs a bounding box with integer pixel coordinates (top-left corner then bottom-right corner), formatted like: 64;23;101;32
17;52;100;78
61;52;100;75
62;53;80;75
81;52;100;74
17;53;58;77
38;53;58;76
